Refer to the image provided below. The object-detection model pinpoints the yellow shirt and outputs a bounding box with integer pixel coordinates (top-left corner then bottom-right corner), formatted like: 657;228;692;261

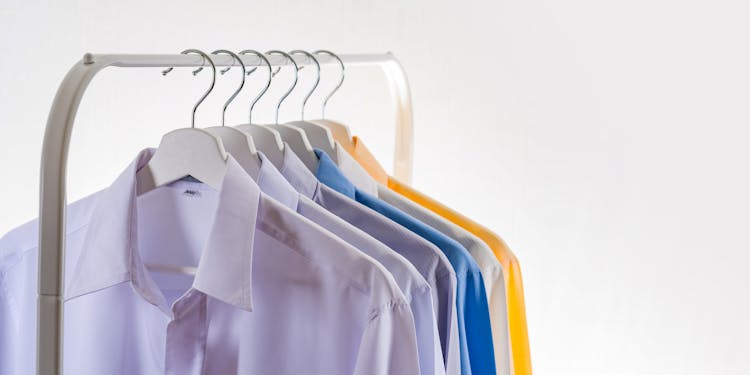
350;136;532;375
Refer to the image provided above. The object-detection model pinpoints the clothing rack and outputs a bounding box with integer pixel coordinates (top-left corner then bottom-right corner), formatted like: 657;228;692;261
37;52;414;374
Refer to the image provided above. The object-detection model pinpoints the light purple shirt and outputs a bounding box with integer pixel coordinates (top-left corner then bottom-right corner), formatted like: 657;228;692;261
279;146;461;375
0;149;420;375
254;152;442;375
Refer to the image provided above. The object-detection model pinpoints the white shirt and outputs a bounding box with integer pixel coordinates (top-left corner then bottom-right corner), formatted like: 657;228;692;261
0;149;420;375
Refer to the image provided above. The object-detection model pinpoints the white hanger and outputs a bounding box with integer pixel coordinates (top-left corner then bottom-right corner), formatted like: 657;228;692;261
136;49;228;196
283;50;338;160
263;50;320;173
233;49;286;169
205;49;261;180
308;50;355;151
135;49;228;277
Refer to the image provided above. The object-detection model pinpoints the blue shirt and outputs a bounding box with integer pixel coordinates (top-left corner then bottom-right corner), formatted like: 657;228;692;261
315;150;497;375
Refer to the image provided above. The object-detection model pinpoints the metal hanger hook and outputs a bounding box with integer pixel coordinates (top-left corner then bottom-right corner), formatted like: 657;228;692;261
313;50;345;119
211;50;246;126
162;49;217;128
239;50;272;124
289;50;321;121
265;50;299;125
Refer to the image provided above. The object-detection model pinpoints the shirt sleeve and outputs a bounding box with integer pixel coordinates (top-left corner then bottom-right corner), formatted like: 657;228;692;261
461;271;497;375
353;301;421;375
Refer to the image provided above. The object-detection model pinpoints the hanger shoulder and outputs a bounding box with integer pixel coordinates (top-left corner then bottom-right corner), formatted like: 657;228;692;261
287;120;336;148
205;126;261;179
235;124;285;169
136;128;228;195
235;124;284;150
310;119;355;154
286;120;337;156
267;124;313;150
311;119;352;143
267;124;319;173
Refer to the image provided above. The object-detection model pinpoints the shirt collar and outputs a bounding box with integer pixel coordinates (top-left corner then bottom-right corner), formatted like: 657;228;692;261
279;143;320;200
314;149;358;199
256;151;299;210
333;142;379;196
350;136;389;184
279;142;379;198
66;148;260;314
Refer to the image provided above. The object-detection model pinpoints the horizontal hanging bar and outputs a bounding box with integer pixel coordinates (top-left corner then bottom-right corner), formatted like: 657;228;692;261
83;53;398;68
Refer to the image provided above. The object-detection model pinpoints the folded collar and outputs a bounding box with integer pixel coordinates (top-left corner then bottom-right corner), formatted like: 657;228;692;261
279;143;320;200
333;142;379;196
256;151;299;210
350;136;389;184
66;149;260;313
314;149;357;199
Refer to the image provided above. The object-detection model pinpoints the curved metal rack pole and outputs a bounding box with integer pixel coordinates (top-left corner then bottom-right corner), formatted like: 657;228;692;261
37;52;413;374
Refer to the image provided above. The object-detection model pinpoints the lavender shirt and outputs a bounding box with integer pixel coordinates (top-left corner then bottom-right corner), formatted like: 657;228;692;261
0;149;420;375
279;147;461;375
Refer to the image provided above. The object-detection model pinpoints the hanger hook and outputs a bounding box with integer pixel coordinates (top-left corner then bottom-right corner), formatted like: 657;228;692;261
313;50;345;119
238;50;272;124
265;50;298;125
162;49;217;128
289;50;321;121
211;50;246;126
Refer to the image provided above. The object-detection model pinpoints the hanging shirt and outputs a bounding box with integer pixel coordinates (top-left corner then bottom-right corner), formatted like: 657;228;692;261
254;152;443;375
348;136;533;375
0;149;420;375
379;187;511;375
331;143;510;375
278;146;459;375
315;149;497;375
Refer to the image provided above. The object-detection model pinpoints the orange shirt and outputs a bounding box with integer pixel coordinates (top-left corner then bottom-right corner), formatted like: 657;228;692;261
350;136;532;375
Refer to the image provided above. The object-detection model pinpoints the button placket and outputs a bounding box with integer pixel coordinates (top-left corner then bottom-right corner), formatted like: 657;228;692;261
165;290;208;375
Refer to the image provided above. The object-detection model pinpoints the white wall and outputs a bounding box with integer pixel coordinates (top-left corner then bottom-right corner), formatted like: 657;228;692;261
2;0;750;373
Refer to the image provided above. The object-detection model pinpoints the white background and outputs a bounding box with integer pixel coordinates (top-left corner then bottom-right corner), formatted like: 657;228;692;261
2;0;750;373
